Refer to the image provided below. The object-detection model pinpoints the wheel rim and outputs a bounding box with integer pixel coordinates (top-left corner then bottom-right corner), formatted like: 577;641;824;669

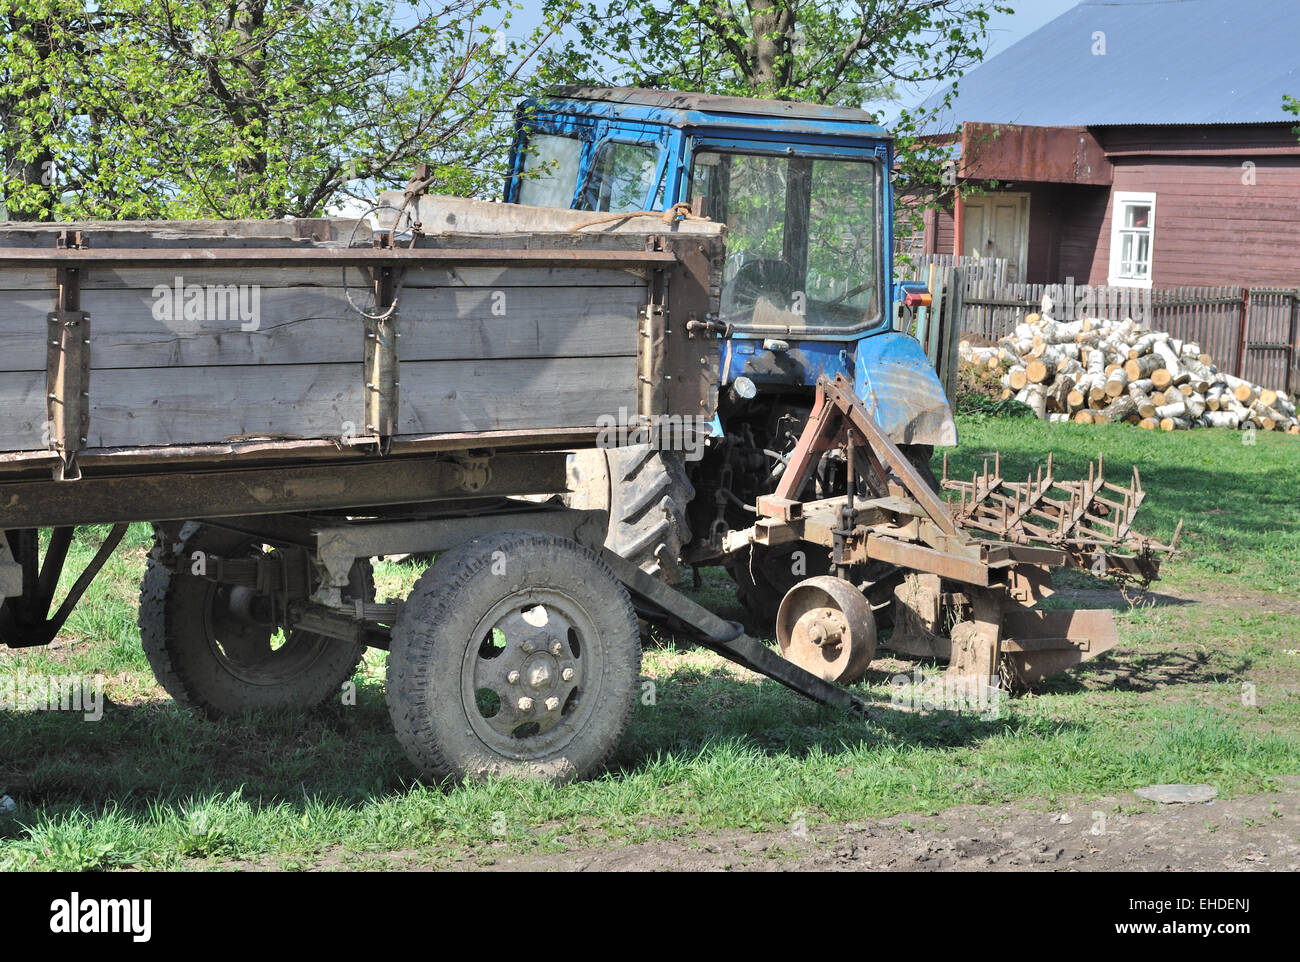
775;576;877;684
459;587;602;758
199;544;334;687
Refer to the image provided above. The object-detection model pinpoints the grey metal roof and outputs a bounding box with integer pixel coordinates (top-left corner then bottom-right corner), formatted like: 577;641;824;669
549;86;878;125
922;0;1300;129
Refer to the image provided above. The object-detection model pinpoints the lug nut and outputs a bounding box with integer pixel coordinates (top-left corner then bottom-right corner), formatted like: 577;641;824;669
507;670;520;684
522;641;535;653
517;697;534;712
550;641;562;655
544;697;560;712
561;668;575;682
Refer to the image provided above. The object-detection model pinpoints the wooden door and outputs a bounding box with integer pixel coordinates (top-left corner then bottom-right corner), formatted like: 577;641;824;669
962;192;1029;281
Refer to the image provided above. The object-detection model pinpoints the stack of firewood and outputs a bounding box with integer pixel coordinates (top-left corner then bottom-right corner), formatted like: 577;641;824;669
959;300;1299;433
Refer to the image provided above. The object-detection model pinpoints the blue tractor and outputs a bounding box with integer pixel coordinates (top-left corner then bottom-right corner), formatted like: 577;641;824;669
504;87;956;620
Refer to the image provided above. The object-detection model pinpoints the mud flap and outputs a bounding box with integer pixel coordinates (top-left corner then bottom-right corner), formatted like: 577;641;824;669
854;332;958;448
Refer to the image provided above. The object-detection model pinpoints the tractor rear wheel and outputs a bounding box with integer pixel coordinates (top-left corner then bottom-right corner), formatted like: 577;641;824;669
566;445;694;584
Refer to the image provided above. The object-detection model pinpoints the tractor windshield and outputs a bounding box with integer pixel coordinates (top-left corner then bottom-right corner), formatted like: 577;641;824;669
689;151;882;332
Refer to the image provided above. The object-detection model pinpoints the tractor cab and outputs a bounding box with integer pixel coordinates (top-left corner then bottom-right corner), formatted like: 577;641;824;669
506;86;894;341
505;85;955;465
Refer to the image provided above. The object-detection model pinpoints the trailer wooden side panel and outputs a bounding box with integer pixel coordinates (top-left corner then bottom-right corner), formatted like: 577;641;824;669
0;205;722;465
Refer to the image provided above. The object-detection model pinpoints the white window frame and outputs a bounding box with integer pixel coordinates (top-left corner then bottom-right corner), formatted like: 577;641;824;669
1108;191;1157;288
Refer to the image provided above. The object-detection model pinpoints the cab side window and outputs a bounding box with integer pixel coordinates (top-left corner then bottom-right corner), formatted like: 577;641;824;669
517;133;583;208
581;141;660;212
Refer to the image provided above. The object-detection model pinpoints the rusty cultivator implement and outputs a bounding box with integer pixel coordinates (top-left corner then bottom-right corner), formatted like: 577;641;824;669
735;375;1179;692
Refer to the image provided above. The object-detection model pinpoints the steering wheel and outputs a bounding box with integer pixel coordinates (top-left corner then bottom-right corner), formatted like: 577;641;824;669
723;258;802;314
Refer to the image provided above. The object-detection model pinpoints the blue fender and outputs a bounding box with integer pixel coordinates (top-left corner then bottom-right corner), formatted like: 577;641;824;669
853;332;958;447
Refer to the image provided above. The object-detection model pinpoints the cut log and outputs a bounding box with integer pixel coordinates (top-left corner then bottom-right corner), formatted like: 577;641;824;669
1128;386;1156;419
1104;367;1129;398
1152;339;1184;379
1038;319;1085;344
1138;418;1158;430
1086;348;1105;378
1159;417;1190;431
1023;382;1048;419
1102;393;1137;423
1007;365;1028;391
1026;354;1059;384
1249;399;1281;430
1155;398;1187;420
1130;332;1167;356
1123;353;1164;380
1204;411;1241;429
1048;374;1076;413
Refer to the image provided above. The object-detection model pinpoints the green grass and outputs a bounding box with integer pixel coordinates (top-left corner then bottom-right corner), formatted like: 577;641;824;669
0;418;1297;870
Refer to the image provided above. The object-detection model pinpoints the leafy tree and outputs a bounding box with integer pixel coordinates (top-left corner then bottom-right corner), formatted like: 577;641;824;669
0;0;576;220
543;0;1011;268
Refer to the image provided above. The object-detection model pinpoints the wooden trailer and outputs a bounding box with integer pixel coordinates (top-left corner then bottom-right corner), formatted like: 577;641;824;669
0;201;760;782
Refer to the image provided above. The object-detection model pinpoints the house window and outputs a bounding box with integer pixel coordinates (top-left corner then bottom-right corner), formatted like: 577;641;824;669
1109;192;1156;287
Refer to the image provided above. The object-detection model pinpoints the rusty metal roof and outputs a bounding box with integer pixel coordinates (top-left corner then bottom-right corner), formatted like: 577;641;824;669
923;0;1300;128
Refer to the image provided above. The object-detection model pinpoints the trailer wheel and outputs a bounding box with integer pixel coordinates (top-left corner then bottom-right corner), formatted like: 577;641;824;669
386;530;641;784
139;523;372;718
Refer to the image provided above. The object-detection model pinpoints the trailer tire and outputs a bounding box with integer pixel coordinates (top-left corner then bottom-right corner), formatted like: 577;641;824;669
567;446;693;584
139;523;371;718
386;530;641;784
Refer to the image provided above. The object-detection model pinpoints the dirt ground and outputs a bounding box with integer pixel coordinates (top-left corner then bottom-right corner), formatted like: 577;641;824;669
465;787;1300;872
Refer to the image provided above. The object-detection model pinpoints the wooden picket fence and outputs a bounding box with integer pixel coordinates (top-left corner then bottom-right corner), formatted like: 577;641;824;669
903;256;1299;392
